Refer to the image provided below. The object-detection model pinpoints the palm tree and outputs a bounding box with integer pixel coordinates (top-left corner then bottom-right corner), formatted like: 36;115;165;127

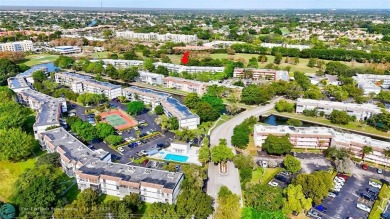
362;145;373;161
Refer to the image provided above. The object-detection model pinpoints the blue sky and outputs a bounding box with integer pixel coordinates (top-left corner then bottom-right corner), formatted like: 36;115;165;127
1;0;389;9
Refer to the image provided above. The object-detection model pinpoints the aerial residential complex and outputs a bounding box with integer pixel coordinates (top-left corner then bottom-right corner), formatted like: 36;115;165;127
122;86;200;129
254;125;390;166
116;31;198;43
40;127;183;204
153;62;225;74
139;71;165;85
233;68;289;81
99;59;144;68
55;72;122;99
353;74;390;94
0;40;33;52
296;98;383;121
163;76;208;95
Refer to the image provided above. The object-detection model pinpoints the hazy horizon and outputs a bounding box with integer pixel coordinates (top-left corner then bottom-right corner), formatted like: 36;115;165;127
0;0;389;9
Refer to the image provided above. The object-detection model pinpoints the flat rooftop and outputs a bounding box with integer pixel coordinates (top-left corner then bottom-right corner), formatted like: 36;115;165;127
297;98;382;113
18;62;58;77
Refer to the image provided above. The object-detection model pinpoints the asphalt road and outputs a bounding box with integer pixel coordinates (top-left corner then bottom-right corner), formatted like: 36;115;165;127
207;97;281;204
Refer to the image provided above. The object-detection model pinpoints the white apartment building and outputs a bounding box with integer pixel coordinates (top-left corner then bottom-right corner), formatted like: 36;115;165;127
139;71;165;85
163;76;208;95
353;74;390;95
55;72;122;99
100;59;144;69
296;98;383;121
254;125;390;166
40;127;183;204
233;68;289;81
116;31;198;43
0;40;33;52
260;43;310;51
153;62;225;74
49;46;82;54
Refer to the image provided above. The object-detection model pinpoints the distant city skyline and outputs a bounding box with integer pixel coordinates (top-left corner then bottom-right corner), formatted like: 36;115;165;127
1;0;389;9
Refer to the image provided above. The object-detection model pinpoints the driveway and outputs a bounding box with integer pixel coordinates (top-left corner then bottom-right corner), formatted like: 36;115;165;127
207;97;282;204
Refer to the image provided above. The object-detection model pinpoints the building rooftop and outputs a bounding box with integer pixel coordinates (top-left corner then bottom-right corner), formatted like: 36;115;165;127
297;98;382;113
165;97;199;120
7;77;29;90
254;125;333;136
17;62;58;77
57;72;92;80
124;86;170;99
164;76;207;86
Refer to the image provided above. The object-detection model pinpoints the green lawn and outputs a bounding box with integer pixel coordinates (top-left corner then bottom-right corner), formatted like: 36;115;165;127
98;194;121;203
168;53;367;74
22;54;59;66
91;52;111;59
63;183;80;203
251;168;282;185
271;110;390;139
0;158;36;202
369;184;390;219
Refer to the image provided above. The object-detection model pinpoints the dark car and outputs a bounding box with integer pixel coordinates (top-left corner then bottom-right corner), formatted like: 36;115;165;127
128;142;138;148
140;133;147;138
382;213;390;219
314;205;328;212
275;175;289;183
157;143;165;148
360;193;375;201
366;188;380;195
87;114;95;118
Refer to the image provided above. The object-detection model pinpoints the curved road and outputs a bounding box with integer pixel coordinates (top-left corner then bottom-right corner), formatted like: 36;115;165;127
207;97;282;202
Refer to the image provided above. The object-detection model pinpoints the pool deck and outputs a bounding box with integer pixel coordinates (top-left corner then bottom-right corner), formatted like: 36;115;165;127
148;146;201;166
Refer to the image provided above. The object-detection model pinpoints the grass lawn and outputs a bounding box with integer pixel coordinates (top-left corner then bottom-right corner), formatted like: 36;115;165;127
63;183;80;203
369;184;390;219
291;148;322;153
0;158;36;202
168;53;367;74
251;168;282;185
98;194;121;203
22;54;59;66
244;135;258;156
91;52;111;59
271;110;390;139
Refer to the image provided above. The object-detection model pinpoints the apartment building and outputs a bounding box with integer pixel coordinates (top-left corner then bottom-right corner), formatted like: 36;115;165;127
100;59;144;69
163;76;208;95
260;43;311;51
353;74;390;94
116;31;198;43
153;62;225;74
233;68;289;81
40;127;183;204
16;89;67;139
296;98;382;121
254;125;390;166
50;46;82;54
139;71;165;85
55;72;122;99
122;86;200;129
0;40;33;52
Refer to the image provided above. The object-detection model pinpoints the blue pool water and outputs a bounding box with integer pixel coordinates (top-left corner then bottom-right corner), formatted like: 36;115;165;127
164;154;188;162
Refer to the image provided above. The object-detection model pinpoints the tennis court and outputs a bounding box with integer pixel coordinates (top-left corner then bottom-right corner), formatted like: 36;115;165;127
100;109;137;130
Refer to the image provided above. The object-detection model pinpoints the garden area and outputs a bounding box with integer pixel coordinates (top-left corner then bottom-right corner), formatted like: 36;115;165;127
251;167;282;185
21;54;59;66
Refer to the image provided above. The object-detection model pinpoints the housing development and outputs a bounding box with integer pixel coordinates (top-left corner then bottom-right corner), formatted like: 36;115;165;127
0;2;389;219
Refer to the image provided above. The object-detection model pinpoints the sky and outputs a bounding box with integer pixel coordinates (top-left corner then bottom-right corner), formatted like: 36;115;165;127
0;0;389;9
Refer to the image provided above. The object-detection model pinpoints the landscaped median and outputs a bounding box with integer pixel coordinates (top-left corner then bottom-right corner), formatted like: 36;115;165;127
369;183;390;219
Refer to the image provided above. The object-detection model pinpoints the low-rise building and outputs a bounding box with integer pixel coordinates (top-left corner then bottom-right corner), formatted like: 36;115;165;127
233;68;289;81
116;31;198;43
353;74;390;94
100;59;144;68
55;72;122;99
296;98;382;121
163;76;208;95
40;127;183;204
49;46;82;54
170;141;191;154
153;62;224;74
254;125;390;166
0;40;33;52
139;71;164;85
260;43;310;51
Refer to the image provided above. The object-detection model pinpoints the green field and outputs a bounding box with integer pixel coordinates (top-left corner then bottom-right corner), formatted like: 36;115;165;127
168;53;367;74
22;54;59;66
0;158;36;202
251;168;282;184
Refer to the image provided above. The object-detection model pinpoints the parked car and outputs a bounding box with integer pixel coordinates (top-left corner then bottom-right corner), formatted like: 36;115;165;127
140;133;147;138
141;159;149;166
307;209;321;219
377;169;383;174
128;142;138;148
369;181;382;189
382;213;390;219
118;147;125;152
360;193;375;201
134;127;139;131
337;173;349;180
328;192;337;198
356;203;371;213
157;143;166;149
260;161;268;168
275;175;289;183
362;163;368;170
366;187;380;195
268;181;278;187
314;205;328;213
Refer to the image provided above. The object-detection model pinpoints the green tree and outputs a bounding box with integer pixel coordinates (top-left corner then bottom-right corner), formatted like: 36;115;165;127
103;29;113;39
195;102;220;122
211;142;234;164
282;184;312;215
329;110;352;125
202;94;225;113
198;144;210;164
241;208;287;219
262;135;293;155
143;58;155;72
0;128;38;161
294;71;311;90
0;58;20;85
244;184;283;211
307;58;316;68
71;121;97;142
119;67;139;82
325;61;349;76
95;122;115;139
145;203;178;219
215;186;241;219
168;117;179;130
155;66;169;76
184;93;201;109
283;155;301;173
176;189;213;219
127;101;145;115
54;55;75;68
362;145;373;161
286;118;302;126
0;101;29;129
154;105;164;115
274;53;282;64
104;135;123;146
123;50;139;60
292;171;333;205
241;84;272;105
35;153;60;167
275;100;295;113
105;64;119;79
32;70;47;83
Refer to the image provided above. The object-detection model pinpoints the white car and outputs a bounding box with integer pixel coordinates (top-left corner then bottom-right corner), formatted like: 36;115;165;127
334;183;343;188
333;188;341;192
118;147;125;152
356;203;371;213
334;179;344;184
268;181;279;187
334;181;344;187
369;181;382;189
328;192;337;198
335;177;345;182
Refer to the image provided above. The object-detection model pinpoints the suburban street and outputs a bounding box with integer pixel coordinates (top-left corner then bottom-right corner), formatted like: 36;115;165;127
207;97;282;203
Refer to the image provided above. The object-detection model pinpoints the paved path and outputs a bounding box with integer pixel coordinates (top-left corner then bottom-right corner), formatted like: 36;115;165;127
207;97;281;203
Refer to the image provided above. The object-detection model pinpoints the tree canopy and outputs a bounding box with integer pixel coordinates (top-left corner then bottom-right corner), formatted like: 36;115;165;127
283;155;301;173
0;128;38;161
262;135;294;155
127;101;145;115
211;140;234;164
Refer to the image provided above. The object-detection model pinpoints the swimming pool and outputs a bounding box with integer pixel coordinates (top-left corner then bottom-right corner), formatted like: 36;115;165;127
164;154;188;162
